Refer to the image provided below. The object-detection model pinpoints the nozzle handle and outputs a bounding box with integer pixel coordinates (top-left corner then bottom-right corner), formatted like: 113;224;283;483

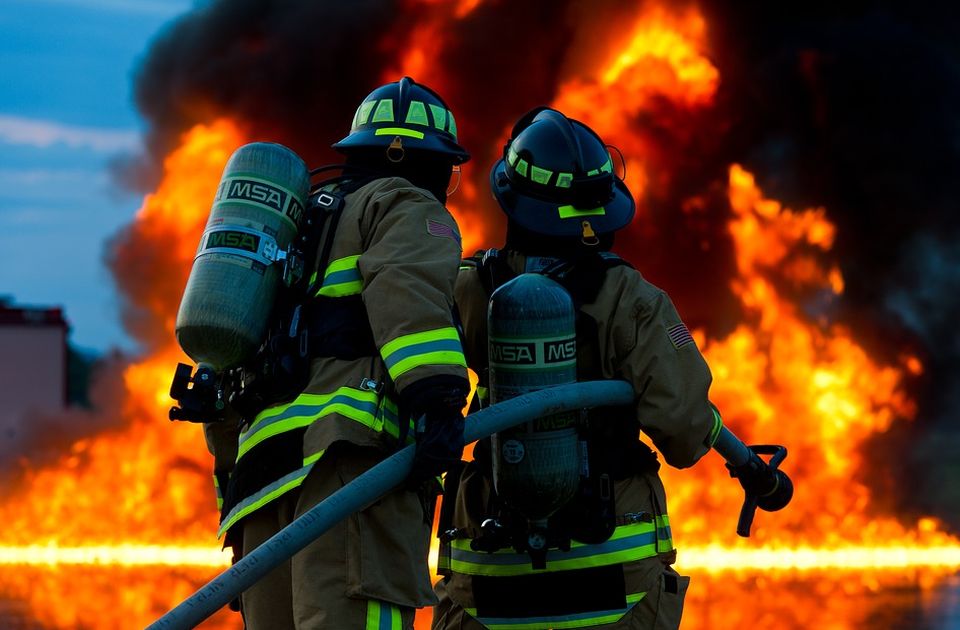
712;427;794;537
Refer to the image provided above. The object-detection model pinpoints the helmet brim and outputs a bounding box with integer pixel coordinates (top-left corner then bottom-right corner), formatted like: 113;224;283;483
490;159;635;237
333;130;470;164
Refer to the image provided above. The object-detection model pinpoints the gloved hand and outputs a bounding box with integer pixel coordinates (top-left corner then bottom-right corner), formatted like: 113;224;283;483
727;453;779;498
401;376;469;488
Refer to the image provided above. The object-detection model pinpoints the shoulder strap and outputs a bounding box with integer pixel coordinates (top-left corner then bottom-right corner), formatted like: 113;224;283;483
475;248;518;297
542;252;632;308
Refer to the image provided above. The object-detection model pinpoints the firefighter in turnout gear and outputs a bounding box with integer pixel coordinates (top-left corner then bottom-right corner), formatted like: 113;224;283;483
204;77;471;630
432;108;723;630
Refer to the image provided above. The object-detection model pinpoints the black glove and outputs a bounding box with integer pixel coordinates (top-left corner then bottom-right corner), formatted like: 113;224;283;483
401;375;469;488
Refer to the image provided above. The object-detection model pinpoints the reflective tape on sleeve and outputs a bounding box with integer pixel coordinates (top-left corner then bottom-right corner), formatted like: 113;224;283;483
380;327;466;381
315;255;363;297
365;599;404;630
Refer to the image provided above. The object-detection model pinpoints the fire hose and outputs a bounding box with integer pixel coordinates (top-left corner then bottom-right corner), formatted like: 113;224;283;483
147;380;792;630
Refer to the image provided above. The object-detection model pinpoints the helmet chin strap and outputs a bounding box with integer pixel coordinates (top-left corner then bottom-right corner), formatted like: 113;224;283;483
446;165;462;197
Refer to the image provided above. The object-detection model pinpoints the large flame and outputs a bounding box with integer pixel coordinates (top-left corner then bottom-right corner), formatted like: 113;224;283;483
0;3;956;629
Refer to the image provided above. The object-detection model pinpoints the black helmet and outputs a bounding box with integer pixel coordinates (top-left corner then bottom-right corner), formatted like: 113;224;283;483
333;76;470;164
491;107;634;239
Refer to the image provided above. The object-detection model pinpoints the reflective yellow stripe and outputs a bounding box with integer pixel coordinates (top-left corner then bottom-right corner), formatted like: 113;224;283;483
374;127;425;139
303;449;326;467
388;350;467;380
213;474;222;511
558;205;606;219
238;387;381;460
450;520;664;577
315;254;362;297
366;599;403;630
365;600;379;630
380;327;466;381
707;403;723;446
217;463;313;537
464;592;646;630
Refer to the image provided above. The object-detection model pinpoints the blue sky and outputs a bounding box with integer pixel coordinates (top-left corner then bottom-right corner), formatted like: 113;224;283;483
0;0;193;353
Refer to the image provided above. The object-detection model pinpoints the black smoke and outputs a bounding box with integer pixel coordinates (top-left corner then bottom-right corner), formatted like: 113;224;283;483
124;0;960;526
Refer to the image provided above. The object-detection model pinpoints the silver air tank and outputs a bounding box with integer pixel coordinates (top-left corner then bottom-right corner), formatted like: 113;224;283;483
488;273;580;522
175;142;310;371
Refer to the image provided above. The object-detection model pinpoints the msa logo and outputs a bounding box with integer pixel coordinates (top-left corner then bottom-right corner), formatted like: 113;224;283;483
220;178;287;212
206;230;260;253
544;339;576;363
286;198;304;224
490;341;536;365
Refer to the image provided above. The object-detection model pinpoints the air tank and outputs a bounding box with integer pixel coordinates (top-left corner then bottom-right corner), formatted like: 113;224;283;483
488;273;581;522
175;142;310;371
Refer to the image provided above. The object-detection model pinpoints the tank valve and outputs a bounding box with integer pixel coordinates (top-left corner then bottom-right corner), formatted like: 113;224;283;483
169;362;226;423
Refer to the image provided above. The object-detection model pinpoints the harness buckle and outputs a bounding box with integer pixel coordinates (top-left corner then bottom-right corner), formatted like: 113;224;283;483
315;192;337;208
358;377;385;395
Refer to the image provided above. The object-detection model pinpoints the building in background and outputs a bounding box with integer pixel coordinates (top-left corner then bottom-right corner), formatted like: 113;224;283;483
0;298;69;431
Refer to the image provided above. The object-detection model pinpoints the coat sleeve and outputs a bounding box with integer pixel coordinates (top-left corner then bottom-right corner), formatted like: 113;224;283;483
603;274;722;469
357;180;469;396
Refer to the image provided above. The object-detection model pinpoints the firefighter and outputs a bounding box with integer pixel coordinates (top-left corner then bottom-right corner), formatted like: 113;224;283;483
205;77;471;630
432;107;724;630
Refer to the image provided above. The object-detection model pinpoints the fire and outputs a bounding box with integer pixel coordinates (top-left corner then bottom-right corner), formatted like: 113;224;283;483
1;2;957;629
659;165;948;555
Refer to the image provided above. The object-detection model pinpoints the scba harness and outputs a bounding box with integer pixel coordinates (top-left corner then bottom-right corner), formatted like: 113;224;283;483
440;249;662;565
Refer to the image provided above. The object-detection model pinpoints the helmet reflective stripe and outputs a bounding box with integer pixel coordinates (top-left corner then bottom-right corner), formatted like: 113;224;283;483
372;99;395;123
429;104;447;130
405;100;429;125
354;100;377;128
507;147;576;189
374;127;425;139
587;158;614;177
530;165;553;185
447;110;458;137
558;205;606;219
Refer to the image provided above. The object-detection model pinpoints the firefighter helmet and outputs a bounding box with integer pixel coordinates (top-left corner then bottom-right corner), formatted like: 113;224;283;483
491;107;634;238
333;76;470;164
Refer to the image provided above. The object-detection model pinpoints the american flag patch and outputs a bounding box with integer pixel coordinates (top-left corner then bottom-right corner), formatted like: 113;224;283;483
667;322;695;349
426;219;462;246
